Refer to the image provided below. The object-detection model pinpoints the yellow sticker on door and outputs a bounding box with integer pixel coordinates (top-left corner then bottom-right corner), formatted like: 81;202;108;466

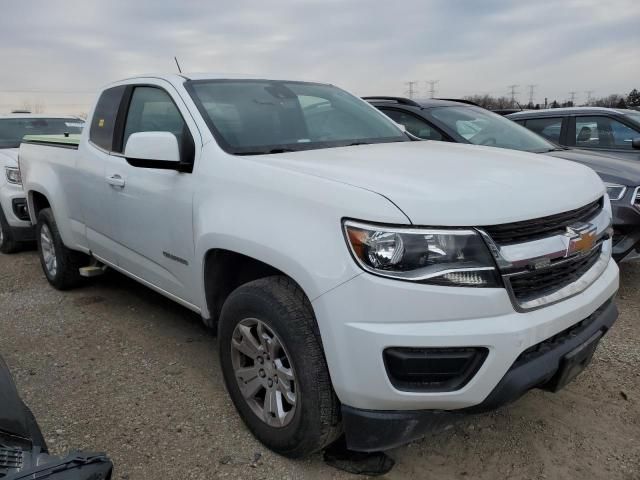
98;119;105;127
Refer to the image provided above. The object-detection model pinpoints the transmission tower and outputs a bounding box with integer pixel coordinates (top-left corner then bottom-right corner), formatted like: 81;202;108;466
527;85;537;105
405;81;419;99
585;90;594;106
425;80;439;98
569;91;577;105
507;85;520;106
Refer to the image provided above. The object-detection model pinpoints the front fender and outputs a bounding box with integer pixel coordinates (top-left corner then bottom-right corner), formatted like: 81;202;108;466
193;154;409;319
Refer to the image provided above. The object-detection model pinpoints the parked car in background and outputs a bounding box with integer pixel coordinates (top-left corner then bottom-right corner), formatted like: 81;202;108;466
507;107;640;161
366;97;640;261
491;108;524;116
0;114;84;253
19;74;618;456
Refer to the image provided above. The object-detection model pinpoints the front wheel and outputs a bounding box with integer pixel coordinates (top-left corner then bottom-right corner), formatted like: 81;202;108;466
36;208;85;290
219;276;341;458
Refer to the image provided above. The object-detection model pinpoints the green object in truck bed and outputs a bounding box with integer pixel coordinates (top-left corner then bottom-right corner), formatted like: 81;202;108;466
22;134;81;148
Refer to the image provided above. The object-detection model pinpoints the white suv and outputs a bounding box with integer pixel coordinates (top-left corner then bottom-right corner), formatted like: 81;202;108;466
0;114;83;253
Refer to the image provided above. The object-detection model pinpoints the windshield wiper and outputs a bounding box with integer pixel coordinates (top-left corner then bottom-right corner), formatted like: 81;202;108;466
237;147;300;156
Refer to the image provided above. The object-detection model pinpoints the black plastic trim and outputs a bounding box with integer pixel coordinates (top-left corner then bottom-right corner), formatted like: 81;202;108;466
383;347;488;392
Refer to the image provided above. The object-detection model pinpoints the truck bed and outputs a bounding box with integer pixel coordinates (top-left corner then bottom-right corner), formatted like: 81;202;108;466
22;134;81;149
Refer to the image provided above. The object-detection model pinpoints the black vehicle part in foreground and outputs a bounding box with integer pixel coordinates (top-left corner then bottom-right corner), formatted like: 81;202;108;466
0;355;113;479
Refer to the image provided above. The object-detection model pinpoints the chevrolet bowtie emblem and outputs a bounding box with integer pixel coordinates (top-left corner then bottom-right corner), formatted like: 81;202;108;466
565;223;597;257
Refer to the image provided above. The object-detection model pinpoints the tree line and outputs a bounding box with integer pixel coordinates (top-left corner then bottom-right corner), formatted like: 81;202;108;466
464;88;640;110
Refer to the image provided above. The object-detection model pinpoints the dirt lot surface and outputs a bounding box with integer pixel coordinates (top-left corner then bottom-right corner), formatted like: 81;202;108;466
1;250;638;479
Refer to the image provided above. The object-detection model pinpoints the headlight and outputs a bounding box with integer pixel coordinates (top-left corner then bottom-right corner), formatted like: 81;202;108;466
5;167;21;185
605;183;626;201
343;220;500;287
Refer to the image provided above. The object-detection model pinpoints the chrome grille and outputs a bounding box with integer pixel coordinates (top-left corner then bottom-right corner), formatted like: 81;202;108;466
479;201;611;311
633;187;640;208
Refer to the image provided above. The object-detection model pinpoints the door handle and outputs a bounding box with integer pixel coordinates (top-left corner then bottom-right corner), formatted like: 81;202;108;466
106;174;125;188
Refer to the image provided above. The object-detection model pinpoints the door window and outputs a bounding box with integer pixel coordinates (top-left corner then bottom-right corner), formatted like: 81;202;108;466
575;116;639;149
122;87;189;149
524;117;563;143
89;86;126;151
380;109;443;140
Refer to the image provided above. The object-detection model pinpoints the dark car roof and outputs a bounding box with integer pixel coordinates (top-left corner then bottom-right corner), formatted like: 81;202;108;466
507;107;638;119
364;96;475;109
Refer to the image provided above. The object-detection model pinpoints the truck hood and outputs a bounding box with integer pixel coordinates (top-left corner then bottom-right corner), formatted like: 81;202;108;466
259;141;604;226
545;148;640;186
0;148;19;167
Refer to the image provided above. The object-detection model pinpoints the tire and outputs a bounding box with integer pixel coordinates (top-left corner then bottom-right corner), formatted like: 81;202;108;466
36;208;85;290
0;206;20;254
219;275;341;458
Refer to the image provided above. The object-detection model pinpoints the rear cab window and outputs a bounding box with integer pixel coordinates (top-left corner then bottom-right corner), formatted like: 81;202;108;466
89;86;127;151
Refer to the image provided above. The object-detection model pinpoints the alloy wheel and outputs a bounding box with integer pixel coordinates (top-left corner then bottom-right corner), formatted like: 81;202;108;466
231;318;297;428
40;224;57;277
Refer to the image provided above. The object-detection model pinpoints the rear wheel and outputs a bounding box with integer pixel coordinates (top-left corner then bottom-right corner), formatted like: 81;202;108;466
0;207;19;254
36;208;85;290
219;276;341;458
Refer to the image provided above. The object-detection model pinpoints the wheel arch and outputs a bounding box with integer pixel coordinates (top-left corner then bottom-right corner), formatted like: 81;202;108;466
28;190;51;222
202;248;311;329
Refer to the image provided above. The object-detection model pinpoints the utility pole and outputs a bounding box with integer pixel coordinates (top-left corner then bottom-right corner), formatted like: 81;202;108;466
405;81;419;99
507;84;519;107
527;84;537;106
425;80;439;99
585;90;594;106
569;91;577;106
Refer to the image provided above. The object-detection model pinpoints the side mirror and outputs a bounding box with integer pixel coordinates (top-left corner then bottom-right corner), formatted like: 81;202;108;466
632;138;640;150
124;131;180;164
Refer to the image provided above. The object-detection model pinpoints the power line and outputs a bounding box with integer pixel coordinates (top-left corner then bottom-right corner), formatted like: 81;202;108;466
507;84;519;106
404;81;419;99
425;80;439;99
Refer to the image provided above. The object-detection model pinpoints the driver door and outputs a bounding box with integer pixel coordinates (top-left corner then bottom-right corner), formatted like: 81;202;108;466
101;82;200;307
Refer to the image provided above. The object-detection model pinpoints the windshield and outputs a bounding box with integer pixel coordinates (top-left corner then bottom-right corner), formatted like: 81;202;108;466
0;118;84;148
187;80;408;154
429;106;556;153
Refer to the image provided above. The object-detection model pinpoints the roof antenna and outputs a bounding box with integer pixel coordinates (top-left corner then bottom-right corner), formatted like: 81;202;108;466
174;56;183;74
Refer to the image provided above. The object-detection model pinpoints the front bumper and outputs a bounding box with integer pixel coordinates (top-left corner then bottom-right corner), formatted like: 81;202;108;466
341;298;617;451
312;258;618;411
0;182;32;229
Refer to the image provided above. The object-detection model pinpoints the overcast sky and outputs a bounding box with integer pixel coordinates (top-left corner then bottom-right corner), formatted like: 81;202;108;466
1;0;638;114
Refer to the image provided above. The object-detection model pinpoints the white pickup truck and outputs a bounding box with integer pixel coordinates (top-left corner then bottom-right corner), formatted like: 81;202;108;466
19;74;619;457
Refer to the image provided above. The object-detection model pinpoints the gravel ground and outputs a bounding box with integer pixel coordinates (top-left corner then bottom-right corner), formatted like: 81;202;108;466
0;250;638;479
